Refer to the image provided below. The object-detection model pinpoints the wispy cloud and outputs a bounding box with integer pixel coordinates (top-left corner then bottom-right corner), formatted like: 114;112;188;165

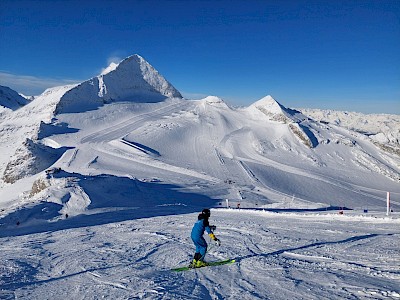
106;50;128;65
107;55;123;65
0;71;81;96
99;51;127;74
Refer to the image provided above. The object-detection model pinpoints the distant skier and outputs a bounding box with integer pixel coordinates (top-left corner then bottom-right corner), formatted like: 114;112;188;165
190;208;220;268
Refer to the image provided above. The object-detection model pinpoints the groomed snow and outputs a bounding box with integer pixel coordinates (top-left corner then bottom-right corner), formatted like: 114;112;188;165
1;208;399;299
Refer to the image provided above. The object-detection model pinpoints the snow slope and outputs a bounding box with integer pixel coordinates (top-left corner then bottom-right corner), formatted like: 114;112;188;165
0;85;29;119
1;208;399;299
0;85;28;110
0;54;399;299
0;54;182;184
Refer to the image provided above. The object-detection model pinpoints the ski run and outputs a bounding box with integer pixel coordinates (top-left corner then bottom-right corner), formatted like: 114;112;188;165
1;209;399;299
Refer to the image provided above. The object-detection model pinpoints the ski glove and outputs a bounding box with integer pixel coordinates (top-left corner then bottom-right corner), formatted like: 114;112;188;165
209;233;217;240
209;233;221;246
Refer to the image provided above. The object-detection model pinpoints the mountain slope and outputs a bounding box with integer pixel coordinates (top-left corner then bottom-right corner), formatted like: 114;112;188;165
246;95;305;123
55;54;182;114
0;55;183;184
0;85;30;119
301;108;400;156
0;85;29;110
0;53;399;221
2;92;397;213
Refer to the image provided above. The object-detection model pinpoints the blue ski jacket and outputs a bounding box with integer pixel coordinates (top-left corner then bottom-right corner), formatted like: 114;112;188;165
191;218;212;241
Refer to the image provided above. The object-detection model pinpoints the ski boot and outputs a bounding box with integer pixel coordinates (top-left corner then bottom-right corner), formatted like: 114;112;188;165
189;259;197;268
189;259;209;268
196;260;209;267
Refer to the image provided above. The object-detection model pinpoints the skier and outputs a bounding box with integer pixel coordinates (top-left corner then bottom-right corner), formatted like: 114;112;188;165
190;208;220;268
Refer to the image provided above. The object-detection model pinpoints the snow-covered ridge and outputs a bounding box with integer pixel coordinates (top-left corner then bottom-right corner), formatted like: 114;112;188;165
244;96;317;148
99;54;182;100
100;62;118;75
300;108;399;142
252;95;287;115
301;108;400;155
246;95;305;123
0;85;29;111
203;96;226;105
197;96;230;110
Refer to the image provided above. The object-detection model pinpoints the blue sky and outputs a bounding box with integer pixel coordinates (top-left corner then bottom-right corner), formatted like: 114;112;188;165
0;0;399;114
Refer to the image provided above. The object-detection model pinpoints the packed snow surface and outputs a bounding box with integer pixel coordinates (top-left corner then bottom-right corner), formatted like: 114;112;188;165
1;209;399;299
0;54;399;299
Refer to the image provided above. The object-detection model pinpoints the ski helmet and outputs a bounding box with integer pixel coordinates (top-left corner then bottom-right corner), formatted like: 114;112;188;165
202;208;211;218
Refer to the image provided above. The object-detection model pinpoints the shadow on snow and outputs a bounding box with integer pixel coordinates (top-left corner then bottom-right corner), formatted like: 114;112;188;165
0;170;217;238
236;233;397;265
235;206;352;213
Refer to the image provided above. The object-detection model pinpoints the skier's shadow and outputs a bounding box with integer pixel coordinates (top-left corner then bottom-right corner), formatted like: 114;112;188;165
235;233;395;262
0;262;134;291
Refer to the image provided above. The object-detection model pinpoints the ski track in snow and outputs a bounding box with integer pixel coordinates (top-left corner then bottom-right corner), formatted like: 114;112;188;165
92;140;219;183
80;101;184;144
1;210;399;299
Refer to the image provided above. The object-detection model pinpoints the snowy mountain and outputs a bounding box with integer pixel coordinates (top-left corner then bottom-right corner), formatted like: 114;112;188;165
300;108;400;156
0;54;183;184
246;95;305;123
0;55;399;299
55;54;182;114
0;85;29;119
0;85;29;110
1;52;399;212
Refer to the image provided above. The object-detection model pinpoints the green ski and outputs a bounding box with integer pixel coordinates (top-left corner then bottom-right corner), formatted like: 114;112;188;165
171;259;235;272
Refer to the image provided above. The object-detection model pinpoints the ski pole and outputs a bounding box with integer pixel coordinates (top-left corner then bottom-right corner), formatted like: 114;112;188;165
206;236;218;254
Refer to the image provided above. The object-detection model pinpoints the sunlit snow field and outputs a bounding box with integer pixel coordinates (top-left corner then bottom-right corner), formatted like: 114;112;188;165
1;208;399;299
